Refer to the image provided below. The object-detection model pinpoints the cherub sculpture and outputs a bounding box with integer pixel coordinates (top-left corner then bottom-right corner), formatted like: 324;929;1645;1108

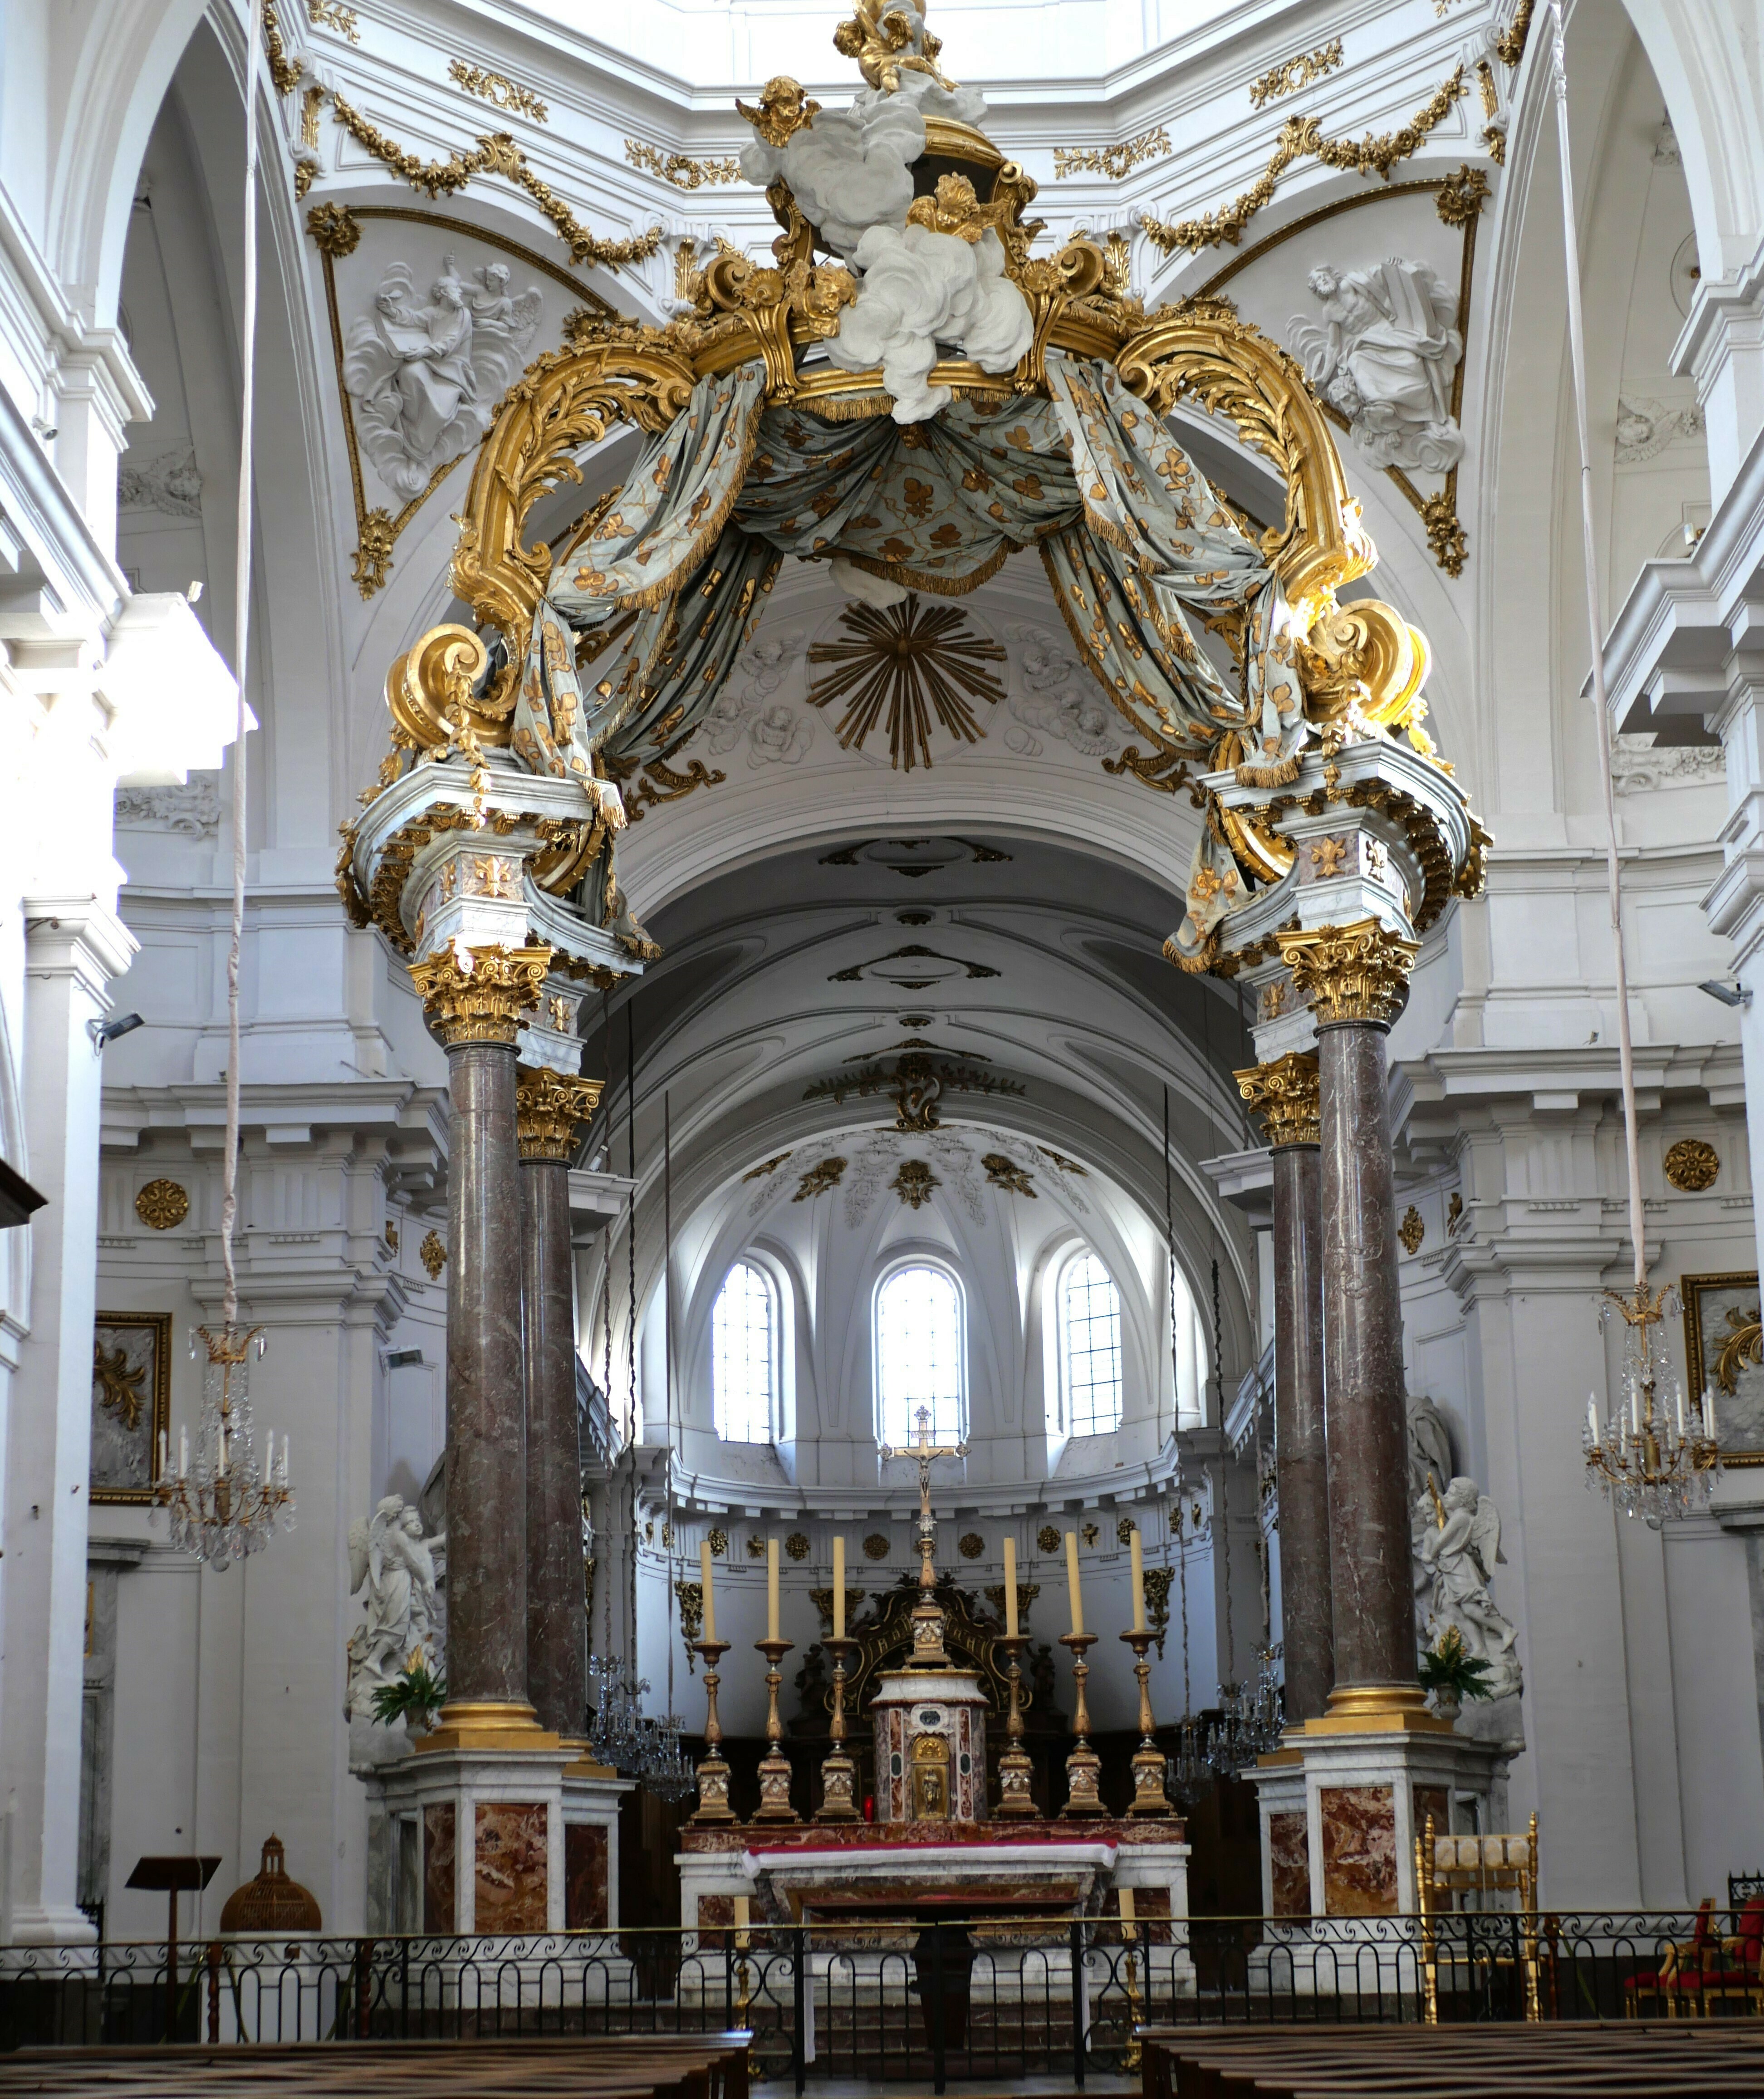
1416;1474;1522;1701
343;1493;446;1722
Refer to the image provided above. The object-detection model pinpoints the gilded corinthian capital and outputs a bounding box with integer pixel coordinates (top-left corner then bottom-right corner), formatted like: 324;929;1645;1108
1276;918;1418;1029
409;944;552;1046
1235;1052;1320;1149
516;1068;604;1160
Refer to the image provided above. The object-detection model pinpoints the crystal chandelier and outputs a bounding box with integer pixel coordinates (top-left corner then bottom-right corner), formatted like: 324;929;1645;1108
1203;1646;1284;1779
639;1713;696;1803
155;1326;294;1568
1585;1282;1720;1521
587;1656;648;1772
1167;1716;1209;1804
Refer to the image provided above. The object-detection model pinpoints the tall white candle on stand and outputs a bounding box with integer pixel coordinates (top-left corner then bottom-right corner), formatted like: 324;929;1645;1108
701;1539;716;1644
1003;1535;1018;1636
1064;1531;1084;1638
833;1535;845;1639
1129;1527;1146;1632
767;1536;780;1642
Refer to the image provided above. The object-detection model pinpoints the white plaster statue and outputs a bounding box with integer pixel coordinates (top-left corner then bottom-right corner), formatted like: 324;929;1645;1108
1289;259;1464;474
344;1494;445;1723
343;257;542;498
1415;1474;1523;1701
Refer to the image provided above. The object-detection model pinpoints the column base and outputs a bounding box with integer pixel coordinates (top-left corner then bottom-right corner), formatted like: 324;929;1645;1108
367;1740;576;1932
416;1699;563;1753
560;1759;633;1929
1249;1718;1514;1919
1301;1683;1452;1735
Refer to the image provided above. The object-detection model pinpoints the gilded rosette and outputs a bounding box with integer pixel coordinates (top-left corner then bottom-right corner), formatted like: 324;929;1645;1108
1276;918;1418;1029
410;944;552;1045
516;1067;604;1159
1235;1051;1321;1149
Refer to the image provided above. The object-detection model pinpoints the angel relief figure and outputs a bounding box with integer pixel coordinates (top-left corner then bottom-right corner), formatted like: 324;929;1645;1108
343;256;543;499
1288;258;1464;475
344;1494;445;1723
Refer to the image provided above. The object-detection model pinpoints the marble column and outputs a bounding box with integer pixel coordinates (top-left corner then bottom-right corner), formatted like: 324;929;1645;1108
517;1067;603;1744
1236;1051;1333;1725
1278;921;1431;1728
410;944;554;1747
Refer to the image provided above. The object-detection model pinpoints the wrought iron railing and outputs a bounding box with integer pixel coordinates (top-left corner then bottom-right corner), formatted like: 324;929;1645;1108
0;1912;1756;2089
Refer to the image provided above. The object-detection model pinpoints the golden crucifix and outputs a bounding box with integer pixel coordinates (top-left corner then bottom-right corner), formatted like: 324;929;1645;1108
880;1404;969;1655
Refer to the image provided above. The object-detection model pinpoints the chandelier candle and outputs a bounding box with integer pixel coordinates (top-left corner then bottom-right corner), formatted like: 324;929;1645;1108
1003;1535;1018;1635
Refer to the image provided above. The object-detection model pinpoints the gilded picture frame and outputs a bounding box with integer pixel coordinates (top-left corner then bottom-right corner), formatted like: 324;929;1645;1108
90;1312;172;1504
1681;1272;1764;1468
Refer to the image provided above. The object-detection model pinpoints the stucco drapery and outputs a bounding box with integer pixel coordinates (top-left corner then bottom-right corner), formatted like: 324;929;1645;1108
514;354;1307;962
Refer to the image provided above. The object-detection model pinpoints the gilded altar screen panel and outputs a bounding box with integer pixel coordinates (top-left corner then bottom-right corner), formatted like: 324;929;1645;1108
90;1312;171;1505
1682;1272;1764;1465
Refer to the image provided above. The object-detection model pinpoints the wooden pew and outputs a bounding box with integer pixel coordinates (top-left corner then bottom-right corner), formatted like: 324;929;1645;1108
1139;2020;1764;2099
0;2031;753;2099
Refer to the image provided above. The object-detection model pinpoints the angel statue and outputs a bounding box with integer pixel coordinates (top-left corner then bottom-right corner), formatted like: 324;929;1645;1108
344;1493;446;1724
343;256;543;499
1289;258;1465;475
1416;1475;1523;1702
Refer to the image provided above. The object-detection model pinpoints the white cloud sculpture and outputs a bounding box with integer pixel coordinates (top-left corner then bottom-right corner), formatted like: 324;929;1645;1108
828;223;1032;422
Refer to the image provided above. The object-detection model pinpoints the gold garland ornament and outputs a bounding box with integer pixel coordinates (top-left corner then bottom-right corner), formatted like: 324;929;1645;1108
323;89;662;272
1141;66;1468;255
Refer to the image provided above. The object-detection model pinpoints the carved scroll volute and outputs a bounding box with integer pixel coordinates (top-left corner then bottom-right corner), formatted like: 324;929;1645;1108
1301;599;1431;734
1114;303;1376;619
387;623;495;753
1015;236;1110;392
450;341;700;642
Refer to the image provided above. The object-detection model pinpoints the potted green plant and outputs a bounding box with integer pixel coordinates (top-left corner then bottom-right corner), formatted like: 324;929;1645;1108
369;1659;447;1734
1416;1627;1493;1722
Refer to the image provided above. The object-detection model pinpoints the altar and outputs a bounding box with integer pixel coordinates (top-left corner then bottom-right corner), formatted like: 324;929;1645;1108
676;1412;1191;1969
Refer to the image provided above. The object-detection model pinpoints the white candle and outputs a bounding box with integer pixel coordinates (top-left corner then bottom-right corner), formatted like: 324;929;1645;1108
1587;1395;1599;1445
767;1536;779;1642
180;1426;188;1477
833;1536;845;1639
1631;1384;1642;1437
1130;1527;1146;1632
1677;1386;1687;1442
264;1426;272;1475
1705;1383;1719;1441
701;1540;716;1645
158;1429;167;1478
282;1435;291;1481
218;1422;227;1476
1003;1536;1019;1637
1065;1531;1084;1638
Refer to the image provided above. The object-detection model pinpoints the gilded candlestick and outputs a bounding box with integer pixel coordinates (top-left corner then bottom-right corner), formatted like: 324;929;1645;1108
816;1635;860;1820
691;1638;737;1824
1058;1630;1105;1818
992;1633;1037;1818
753;1635;800;1823
1119;1628;1174;1817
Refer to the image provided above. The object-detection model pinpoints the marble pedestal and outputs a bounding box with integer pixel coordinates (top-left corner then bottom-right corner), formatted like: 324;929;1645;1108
1251;1726;1514;1922
366;1744;629;1934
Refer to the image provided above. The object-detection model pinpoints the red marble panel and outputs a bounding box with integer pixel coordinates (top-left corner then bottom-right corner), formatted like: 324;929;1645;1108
423;1801;456;1935
1320;1784;1396;1917
475;1800;548;1934
1268;1809;1311;1918
565;1821;609;1930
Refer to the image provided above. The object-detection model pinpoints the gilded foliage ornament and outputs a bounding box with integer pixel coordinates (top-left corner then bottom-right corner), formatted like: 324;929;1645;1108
1715;1304;1763;1396
1036;1525;1061;1553
136;1179;190;1231
1277;918;1418;1028
1235;1052;1321;1149
706;1528;729;1556
958;1532;985;1560
420;1231;447;1280
785;1531;812;1561
892;1160;939;1209
410;944;551;1045
794;1157;847;1201
863;1532;892;1560
982;1152;1036;1197
449;61;549;123
515;1069;603;1160
1399;1206;1425;1255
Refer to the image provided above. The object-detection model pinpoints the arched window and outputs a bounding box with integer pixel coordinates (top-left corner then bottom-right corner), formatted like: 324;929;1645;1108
712;1261;776;1443
1061;1251;1123;1436
875;1263;965;1448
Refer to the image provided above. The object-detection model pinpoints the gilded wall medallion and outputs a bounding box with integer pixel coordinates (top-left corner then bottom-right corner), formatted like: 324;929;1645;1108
862;1532;891;1560
1036;1525;1061;1553
1664;1138;1719;1192
958;1532;985;1560
135;1179;189;1231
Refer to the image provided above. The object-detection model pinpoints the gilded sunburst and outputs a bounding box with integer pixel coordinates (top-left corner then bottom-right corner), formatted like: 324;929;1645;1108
807;599;1007;770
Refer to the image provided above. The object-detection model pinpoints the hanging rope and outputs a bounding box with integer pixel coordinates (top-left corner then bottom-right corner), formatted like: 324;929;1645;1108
626;1000;638;1666
600;989;614;1661
1550;2;1647;1290
664;1089;676;1720
220;0;262;1329
1163;1084;1178;1436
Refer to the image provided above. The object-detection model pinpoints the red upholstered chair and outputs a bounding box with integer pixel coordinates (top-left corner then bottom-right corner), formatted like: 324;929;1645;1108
1622;1898;1715;2017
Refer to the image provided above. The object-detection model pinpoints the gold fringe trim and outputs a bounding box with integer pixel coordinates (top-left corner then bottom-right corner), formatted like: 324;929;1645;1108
797;393;896;424
1235;753;1302;787
1163;930;1217;974
836;540;1017;600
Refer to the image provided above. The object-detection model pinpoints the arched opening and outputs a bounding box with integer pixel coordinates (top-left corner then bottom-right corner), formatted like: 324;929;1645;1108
874;1260;966;1449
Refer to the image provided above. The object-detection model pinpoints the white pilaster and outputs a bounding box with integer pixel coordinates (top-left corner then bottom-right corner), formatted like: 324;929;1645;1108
3;896;134;1943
